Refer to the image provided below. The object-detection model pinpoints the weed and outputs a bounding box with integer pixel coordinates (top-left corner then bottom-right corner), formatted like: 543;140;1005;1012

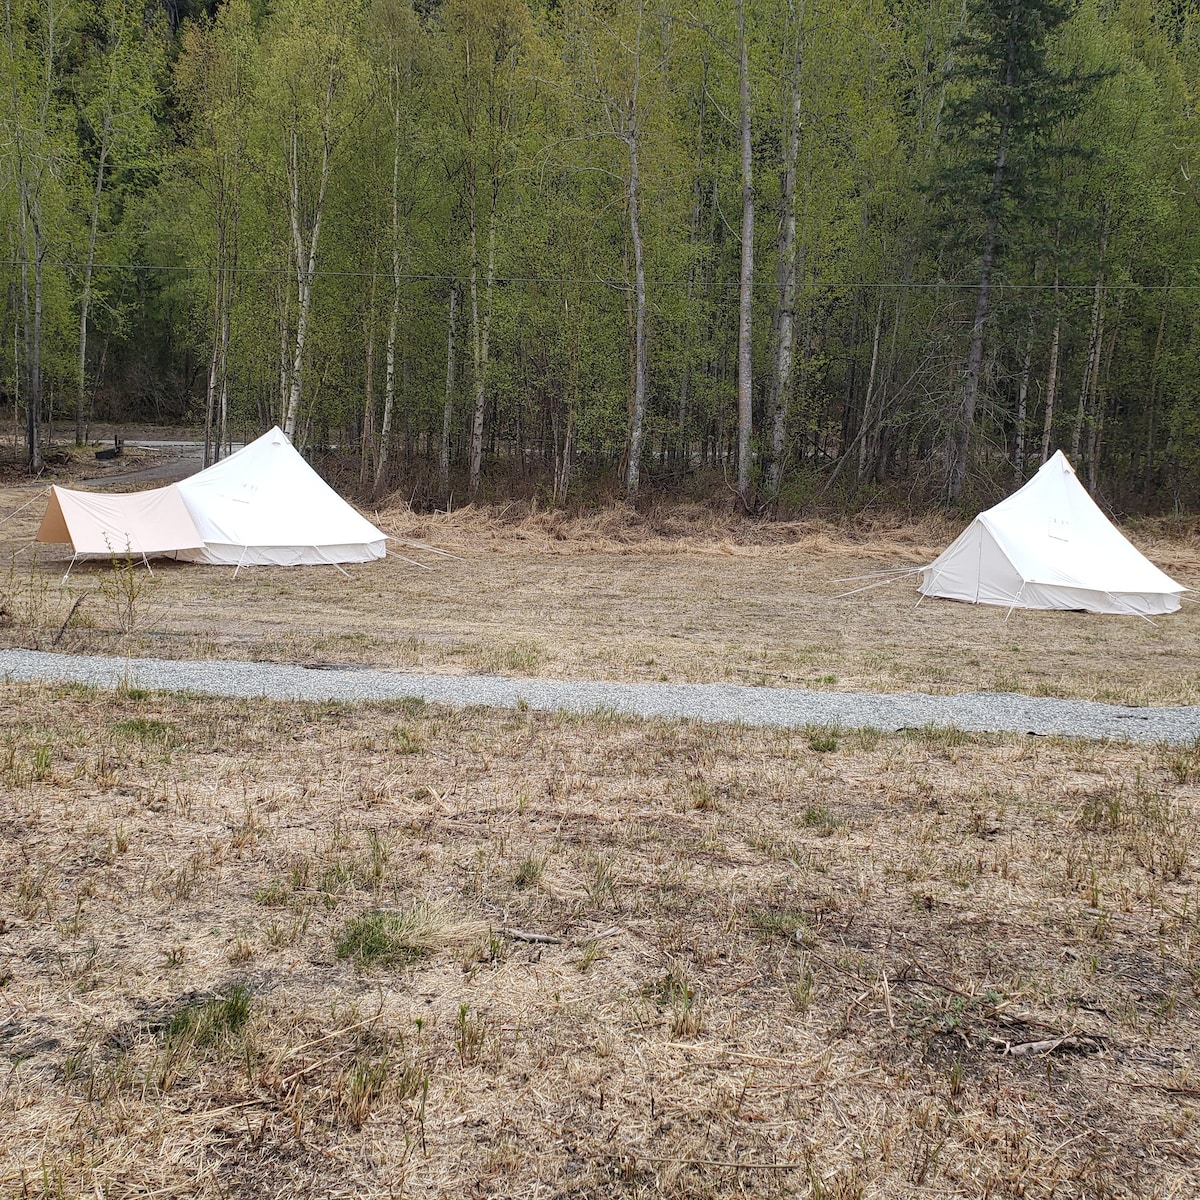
335;902;444;968
800;805;842;836
582;853;618;908
112;718;179;748
807;728;839;753
642;961;702;1036
455;1003;488;1067
513;854;545;889
255;880;288;910
391;726;422;755
749;905;806;943
790;954;815;1013
165;984;252;1053
31;743;51;782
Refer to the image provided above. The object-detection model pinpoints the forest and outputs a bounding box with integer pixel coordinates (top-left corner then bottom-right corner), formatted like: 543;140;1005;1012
3;0;1200;512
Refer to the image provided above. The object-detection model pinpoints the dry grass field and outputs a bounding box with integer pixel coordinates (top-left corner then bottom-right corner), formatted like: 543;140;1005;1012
1;681;1198;1198
2;476;1200;705
2;464;1200;1196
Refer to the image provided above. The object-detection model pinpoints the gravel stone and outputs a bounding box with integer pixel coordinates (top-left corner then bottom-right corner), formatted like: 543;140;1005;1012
1;648;1198;745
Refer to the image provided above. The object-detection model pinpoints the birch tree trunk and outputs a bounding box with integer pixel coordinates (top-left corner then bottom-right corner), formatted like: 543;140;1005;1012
1072;258;1106;467
766;1;803;498
360;258;377;487
78;129;108;447
1040;267;1060;462
624;117;648;504
677;55;707;467
468;174;497;501
1013;309;1033;484
439;281;457;495
203;215;224;467
734;0;754;506
375;103;404;495
857;290;885;482
283;71;335;443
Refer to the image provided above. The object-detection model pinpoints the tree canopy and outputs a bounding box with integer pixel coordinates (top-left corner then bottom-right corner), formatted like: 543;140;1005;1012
4;0;1200;513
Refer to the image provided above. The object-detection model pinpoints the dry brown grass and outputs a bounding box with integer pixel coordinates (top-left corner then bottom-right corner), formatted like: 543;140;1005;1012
1;682;1199;1197
2;484;1200;705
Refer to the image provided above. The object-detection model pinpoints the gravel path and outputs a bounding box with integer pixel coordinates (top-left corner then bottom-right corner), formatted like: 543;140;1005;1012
2;648;1199;745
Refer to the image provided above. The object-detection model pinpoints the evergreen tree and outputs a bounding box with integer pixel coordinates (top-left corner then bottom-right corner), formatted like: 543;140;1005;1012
931;0;1083;501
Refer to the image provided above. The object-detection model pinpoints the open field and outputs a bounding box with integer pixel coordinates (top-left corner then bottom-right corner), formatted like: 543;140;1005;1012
2;479;1200;705
1;682;1199;1197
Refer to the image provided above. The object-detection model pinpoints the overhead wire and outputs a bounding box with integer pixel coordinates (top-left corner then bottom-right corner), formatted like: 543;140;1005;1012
0;260;1197;292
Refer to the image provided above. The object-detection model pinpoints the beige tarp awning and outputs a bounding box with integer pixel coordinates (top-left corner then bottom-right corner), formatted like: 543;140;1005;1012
36;484;205;558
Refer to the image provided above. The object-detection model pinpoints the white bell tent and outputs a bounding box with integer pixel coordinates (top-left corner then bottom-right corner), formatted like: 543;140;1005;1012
919;452;1185;616
174;427;387;567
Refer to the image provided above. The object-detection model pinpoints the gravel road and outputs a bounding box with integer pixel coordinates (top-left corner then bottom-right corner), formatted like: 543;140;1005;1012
2;648;1198;744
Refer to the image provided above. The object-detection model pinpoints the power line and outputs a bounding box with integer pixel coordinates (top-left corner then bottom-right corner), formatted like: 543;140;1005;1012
2;259;1199;292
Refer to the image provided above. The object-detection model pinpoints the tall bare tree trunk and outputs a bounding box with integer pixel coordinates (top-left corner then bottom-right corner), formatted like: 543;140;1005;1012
1072;259;1106;469
677;54;708;467
78;128;108;447
766;0;803;498
624;120;648;504
440;281;457;495
283;69;336;442
734;0;754;506
1013;308;1034;483
857;290;885;482
361;258;377;487
1041;268;1060;463
468;173;497;501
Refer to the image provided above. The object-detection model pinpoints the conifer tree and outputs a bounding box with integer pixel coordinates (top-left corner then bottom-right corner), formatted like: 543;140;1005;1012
932;0;1081;501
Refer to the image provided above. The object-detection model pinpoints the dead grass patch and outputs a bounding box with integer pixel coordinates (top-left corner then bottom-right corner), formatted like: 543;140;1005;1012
1;681;1198;1196
2;488;1199;705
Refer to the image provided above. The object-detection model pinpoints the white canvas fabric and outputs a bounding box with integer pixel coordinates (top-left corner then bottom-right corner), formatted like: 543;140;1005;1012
36;484;205;559
919;452;1184;616
175;427;387;566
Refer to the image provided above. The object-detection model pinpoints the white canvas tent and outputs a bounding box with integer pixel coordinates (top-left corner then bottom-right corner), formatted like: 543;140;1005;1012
174;427;387;567
36;484;205;568
919;451;1184;616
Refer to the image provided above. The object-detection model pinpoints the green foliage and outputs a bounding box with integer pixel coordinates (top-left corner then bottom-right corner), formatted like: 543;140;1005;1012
1;0;1199;506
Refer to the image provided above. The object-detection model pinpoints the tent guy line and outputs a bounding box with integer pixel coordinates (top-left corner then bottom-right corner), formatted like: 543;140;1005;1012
1;649;1198;746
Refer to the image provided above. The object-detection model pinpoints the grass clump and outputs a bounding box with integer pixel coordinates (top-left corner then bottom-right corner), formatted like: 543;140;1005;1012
165;984;252;1053
254;879;289;907
390;726;422;755
512;853;545;889
336;901;444;968
112;717;179;747
806;727;839;753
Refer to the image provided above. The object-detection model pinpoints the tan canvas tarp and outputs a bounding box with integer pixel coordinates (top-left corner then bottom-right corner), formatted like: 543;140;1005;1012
37;484;205;558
